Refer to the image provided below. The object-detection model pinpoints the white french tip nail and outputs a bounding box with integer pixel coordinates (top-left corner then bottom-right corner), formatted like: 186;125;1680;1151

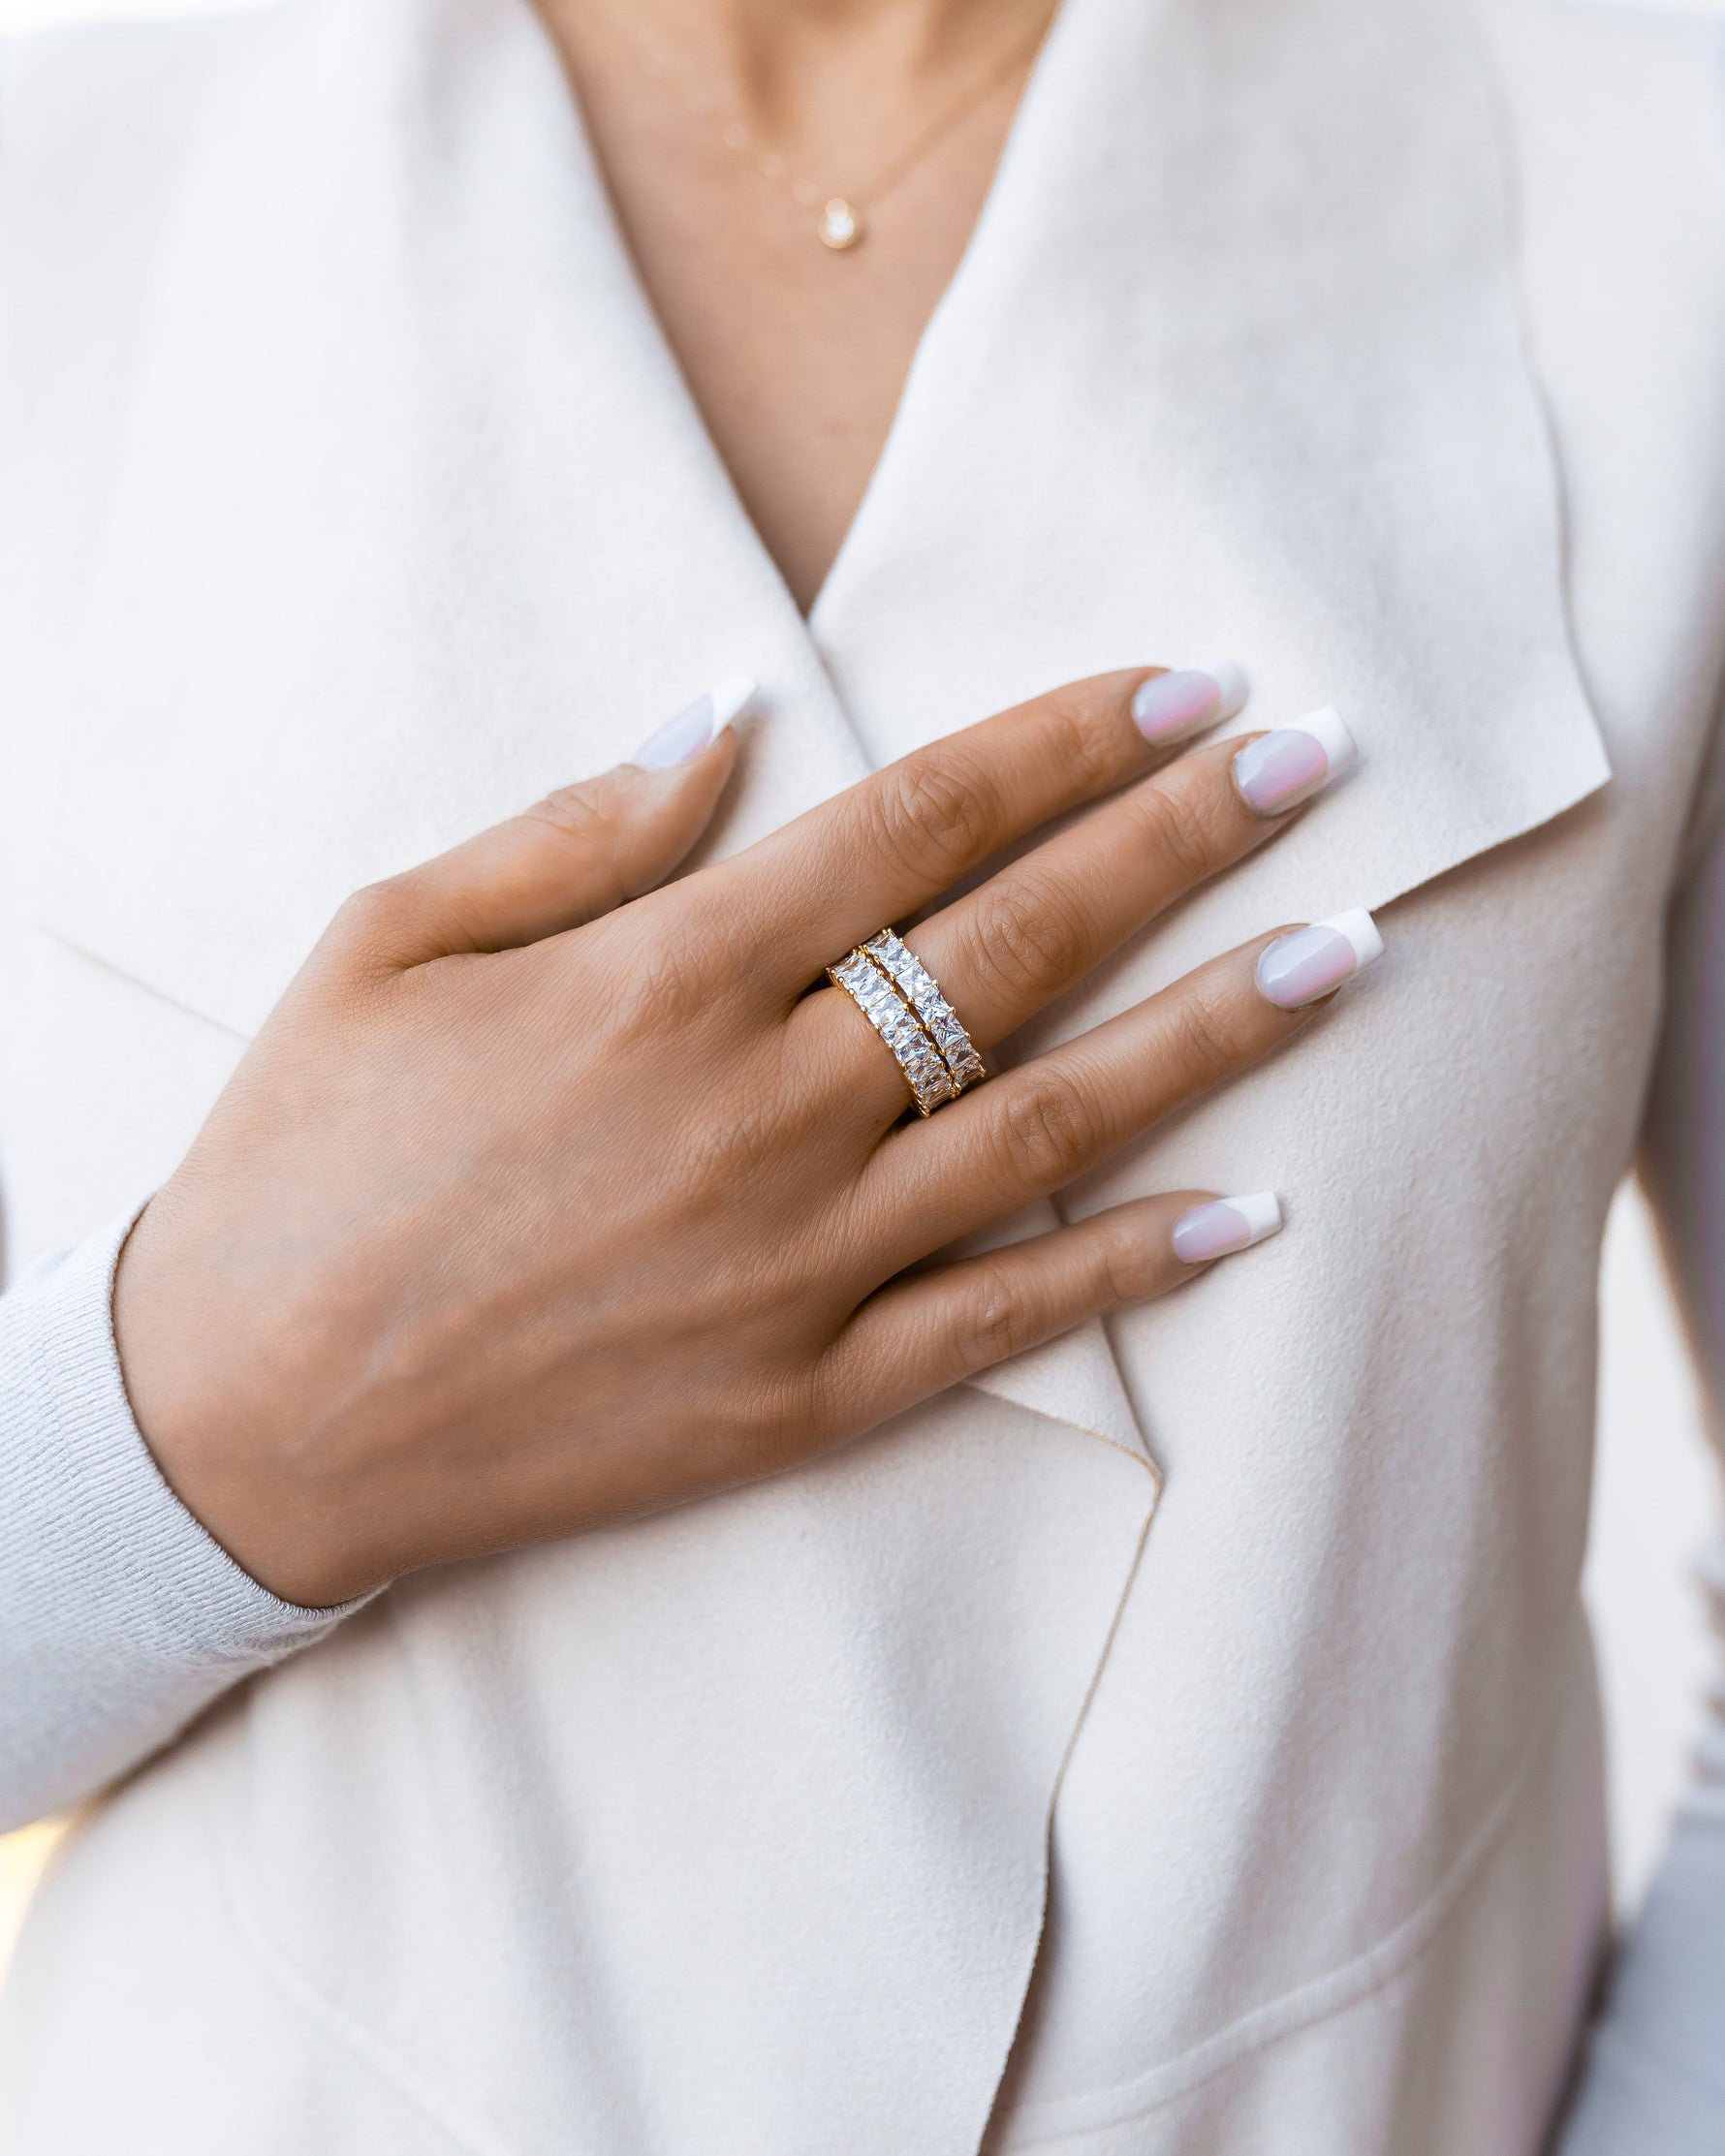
1316;905;1385;970
706;675;759;731
1296;703;1358;779
1170;1189;1284;1264
1198;659;1251;721
1226;1191;1284;1243
628;677;757;770
1255;905;1386;1007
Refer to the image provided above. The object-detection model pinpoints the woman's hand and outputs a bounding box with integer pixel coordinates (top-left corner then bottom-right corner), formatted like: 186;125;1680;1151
113;668;1368;1607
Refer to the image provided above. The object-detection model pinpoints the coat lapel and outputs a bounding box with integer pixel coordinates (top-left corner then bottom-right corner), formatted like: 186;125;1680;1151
29;0;863;1030
813;0;1610;1028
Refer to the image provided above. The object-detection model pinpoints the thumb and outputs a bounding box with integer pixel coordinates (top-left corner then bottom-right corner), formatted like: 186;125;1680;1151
342;679;750;969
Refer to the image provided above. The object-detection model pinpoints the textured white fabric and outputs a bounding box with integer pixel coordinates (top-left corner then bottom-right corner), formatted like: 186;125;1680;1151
0;1216;349;1830
0;0;1723;2150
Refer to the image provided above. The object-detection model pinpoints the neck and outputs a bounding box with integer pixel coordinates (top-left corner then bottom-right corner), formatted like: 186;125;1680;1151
570;0;1055;151
623;0;1011;60
535;0;1057;609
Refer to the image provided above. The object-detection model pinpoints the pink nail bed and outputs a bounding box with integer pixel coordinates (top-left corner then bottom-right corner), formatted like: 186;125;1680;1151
1233;705;1358;816
1133;661;1250;745
1172;1191;1284;1265
1256;906;1385;1009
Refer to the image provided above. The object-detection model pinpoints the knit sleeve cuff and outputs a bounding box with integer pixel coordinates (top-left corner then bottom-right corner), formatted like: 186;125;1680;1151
0;1211;367;1828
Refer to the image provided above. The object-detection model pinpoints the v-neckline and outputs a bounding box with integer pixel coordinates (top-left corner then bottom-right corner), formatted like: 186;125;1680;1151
517;0;1079;629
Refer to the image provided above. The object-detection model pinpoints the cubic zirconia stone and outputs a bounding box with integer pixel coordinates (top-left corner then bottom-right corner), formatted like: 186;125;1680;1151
864;930;984;1091
829;948;957;1112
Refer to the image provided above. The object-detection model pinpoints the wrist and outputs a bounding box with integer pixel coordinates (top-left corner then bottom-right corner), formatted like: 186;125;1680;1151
111;1197;383;1609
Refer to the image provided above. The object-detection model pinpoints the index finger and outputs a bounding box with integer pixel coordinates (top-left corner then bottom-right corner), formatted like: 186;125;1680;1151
722;663;1248;983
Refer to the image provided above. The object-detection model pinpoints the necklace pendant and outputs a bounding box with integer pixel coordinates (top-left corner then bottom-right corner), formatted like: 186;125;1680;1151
816;198;864;251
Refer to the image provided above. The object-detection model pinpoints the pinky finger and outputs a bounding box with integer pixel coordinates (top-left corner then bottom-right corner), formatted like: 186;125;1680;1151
822;1191;1283;1433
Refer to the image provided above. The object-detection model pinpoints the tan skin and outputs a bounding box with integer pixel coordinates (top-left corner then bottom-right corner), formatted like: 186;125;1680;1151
113;2;1347;1609
541;0;1056;610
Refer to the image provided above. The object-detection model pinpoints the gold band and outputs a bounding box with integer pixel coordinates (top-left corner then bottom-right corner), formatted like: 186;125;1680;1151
826;930;986;1117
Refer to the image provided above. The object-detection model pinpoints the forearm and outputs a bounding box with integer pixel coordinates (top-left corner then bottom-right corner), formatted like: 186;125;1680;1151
0;1213;354;1831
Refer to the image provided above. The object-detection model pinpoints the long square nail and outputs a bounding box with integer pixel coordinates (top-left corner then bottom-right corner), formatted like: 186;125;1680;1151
1233;705;1358;816
1132;661;1251;746
1255;907;1384;1009
1172;1191;1284;1264
629;676;757;769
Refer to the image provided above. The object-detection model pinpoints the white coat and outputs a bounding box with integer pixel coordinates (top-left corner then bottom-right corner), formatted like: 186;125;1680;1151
2;0;1724;2148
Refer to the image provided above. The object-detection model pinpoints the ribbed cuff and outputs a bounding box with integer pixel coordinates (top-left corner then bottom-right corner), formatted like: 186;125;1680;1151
0;1211;365;1828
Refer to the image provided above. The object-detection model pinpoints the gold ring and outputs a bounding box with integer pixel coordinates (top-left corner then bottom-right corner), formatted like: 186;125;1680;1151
827;930;987;1116
861;929;987;1092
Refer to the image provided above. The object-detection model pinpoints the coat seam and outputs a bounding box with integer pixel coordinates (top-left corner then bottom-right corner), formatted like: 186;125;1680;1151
992;1622;1585;2146
203;1779;521;2156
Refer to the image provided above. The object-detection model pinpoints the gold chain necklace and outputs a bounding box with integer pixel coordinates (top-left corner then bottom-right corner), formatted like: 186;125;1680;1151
583;4;1052;251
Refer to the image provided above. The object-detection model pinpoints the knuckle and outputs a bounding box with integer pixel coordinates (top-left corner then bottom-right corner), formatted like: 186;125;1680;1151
991;1067;1095;1186
1034;682;1125;797
1092;1218;1158;1308
1165;977;1251;1083
329;878;410;956
1132;769;1233;884
870;751;996;882
336;877;398;926
954;1267;1038;1367
523;779;616;850
961;872;1092;1003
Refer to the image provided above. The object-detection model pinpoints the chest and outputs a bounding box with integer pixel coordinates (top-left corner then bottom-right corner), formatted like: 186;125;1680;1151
537;0;1051;613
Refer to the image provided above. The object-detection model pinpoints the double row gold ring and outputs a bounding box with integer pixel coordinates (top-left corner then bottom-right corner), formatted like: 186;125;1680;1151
827;929;988;1116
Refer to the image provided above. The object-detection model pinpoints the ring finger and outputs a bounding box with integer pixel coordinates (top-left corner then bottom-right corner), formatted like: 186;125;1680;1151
804;703;1357;1115
856;915;1384;1272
